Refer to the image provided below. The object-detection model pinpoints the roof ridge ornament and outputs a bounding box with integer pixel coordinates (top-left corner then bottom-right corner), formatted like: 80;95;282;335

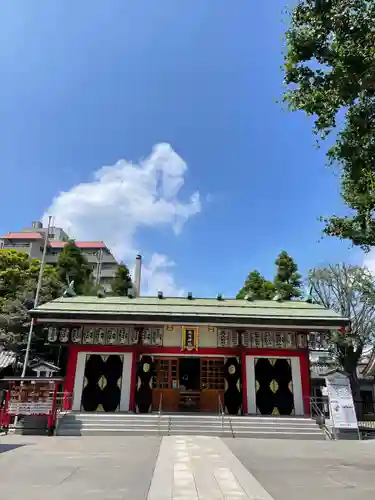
63;280;76;298
244;292;254;301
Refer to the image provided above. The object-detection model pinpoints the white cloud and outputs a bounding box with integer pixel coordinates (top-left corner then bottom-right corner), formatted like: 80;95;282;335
43;143;201;295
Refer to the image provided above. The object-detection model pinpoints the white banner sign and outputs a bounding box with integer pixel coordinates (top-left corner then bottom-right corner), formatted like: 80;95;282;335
325;373;358;430
8;402;53;415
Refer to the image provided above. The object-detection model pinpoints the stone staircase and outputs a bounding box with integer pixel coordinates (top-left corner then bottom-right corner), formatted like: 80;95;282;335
56;413;326;440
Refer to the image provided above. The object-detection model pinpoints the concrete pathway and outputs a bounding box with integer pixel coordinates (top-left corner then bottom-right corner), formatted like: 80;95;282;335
1;435;375;499
147;436;274;500
0;436;161;500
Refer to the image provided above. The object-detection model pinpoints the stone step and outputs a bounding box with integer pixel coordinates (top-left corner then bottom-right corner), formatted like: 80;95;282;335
56;412;326;440
56;428;162;436
60;416;161;423
59;423;169;429
228;430;325;440
56;428;323;439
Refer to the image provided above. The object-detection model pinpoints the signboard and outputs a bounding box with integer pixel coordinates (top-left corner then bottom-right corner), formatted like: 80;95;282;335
1;377;63;435
8;402;53;415
181;326;199;352
325;373;358;430
7;381;55;416
238;330;307;349
46;325;164;346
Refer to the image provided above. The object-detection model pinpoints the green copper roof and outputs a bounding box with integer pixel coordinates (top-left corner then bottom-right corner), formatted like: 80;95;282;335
31;296;349;327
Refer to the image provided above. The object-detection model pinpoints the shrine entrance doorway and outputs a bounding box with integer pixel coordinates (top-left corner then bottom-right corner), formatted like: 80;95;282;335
151;356;225;413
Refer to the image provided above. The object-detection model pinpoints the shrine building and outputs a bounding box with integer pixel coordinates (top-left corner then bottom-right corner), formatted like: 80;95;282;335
30;294;349;416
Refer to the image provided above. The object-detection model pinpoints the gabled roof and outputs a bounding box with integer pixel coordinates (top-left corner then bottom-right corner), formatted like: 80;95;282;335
29;360;60;371
1;232;43;240
0;350;17;369
30;296;350;328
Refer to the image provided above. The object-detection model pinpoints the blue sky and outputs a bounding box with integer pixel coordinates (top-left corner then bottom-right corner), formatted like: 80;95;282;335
0;1;364;296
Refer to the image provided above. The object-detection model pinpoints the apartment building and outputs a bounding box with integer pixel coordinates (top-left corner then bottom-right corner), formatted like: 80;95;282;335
0;221;118;291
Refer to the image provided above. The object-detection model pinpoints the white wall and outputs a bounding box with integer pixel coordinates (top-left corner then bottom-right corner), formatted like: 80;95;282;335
162;326;180;346
198;326;217;348
162;325;218;348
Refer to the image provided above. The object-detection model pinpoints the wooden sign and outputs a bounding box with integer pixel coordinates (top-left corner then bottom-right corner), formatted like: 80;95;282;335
181;326;199;351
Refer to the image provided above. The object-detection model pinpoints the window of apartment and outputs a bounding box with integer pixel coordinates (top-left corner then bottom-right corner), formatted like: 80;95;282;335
47;248;61;255
101;262;116;269
4;242;30;248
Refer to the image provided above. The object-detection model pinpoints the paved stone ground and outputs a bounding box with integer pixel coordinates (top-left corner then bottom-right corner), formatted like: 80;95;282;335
225;438;375;500
148;435;273;499
0;436;161;500
1;435;375;499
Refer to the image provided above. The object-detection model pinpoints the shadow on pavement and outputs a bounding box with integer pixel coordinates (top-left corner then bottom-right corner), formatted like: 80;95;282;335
0;443;27;454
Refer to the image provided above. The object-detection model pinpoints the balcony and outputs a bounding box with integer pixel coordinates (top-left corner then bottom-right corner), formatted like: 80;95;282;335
98;268;117;279
84;253;117;264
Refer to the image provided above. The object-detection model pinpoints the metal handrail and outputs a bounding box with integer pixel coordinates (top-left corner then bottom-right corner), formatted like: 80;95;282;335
217;392;225;433
308;396;334;440
228;413;235;438
54;392;73;434
157;393;163;435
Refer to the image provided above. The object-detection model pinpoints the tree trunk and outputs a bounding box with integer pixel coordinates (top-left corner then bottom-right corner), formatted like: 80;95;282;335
348;371;362;420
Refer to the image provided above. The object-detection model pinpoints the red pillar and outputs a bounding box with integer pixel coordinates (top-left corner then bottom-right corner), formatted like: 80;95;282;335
299;351;311;416
64;345;79;410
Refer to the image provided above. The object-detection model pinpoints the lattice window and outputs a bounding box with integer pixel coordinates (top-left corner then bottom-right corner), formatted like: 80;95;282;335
153;359;178;389
171;359;178;386
200;359;224;390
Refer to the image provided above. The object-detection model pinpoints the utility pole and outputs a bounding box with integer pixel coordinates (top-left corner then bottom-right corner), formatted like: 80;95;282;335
96;248;103;286
21;216;52;377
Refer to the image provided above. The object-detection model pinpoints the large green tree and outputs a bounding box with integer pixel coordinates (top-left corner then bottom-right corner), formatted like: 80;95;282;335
236;270;276;300
0;249;39;300
56;240;92;294
309;263;375;411
0;249;63;359
112;263;133;296
283;0;375;249
274;251;303;300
